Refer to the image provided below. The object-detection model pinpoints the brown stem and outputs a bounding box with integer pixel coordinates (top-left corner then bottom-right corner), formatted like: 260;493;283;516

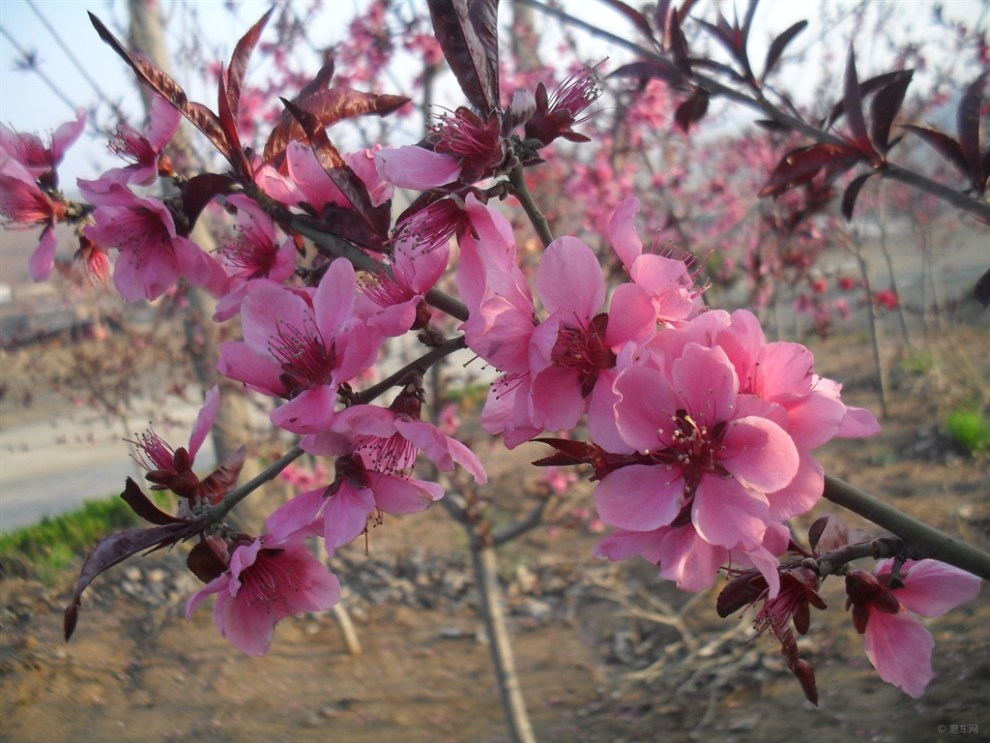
509;164;554;248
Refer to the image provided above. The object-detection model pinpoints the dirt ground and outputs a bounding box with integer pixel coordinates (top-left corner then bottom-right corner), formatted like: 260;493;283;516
1;295;988;743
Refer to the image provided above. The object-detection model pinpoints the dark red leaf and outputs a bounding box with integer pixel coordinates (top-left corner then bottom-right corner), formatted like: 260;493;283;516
609;60;684;87
901;124;969;177
807;515;830;553
427;0;500;114
870;70;913;154
182;173;237;230
841;172;876;221
216;68;248;176
281;98;390;249
842;44;874;156
974;266;990;308
790;658;819;706
88;13;230;162
762;20;808;82
715;571;765;617
810;514;852;554
674;88;709;133
226;7;275;122
665;7;692;75
759;144;864;198
958;72;988;190
64;522;198;640
600;0;656;44
264;88;409;163
186;540;228;583
753;118;792;132
121;477;183;526
825;70;909;130
532;437;605;468
199;445;246;504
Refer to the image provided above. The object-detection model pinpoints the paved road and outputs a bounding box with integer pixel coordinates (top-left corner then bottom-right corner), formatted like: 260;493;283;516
1;400;216;533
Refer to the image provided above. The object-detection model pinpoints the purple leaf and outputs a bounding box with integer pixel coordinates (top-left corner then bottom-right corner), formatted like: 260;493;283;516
264;87;409;164
869;70;913;154
958;72;988;191
674;88;709;133
226;7;274;123
975;266;990;308
182;173;237;232
842;44;874;156
88;13;231;163
759;144;864;198
199;446;246;505
120;477;183;526
609;59;684;87
427;0;500;114
841;172;876;221
901;124;969;177
762;20;808;82
64;522;199;640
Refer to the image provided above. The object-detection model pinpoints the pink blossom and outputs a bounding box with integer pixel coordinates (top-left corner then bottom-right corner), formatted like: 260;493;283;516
846;560;981;697
129;386;221;499
214;194;297;322
0;108;85;187
374;144;462;190
594;342;799;570
185;536;341;656
265;452;443;554
605;197;702;327
356;236;450;337
81;182;227;301
302;391;487;484
0;159;65;280
217;259;382;433
101;94;181;186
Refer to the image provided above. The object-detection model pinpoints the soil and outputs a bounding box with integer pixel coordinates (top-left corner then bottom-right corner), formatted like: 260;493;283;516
1;298;988;743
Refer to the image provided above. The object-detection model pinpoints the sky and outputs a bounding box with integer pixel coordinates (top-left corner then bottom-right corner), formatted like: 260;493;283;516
0;0;986;190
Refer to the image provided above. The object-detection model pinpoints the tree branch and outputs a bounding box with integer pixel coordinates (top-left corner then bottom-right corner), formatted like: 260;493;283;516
519;0;990;223
823;475;990;581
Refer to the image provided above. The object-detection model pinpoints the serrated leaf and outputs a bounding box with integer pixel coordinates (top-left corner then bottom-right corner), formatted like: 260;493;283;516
958;71;988;191
843;44;874;156
88;13;230;162
64;522;198;640
427;0;500;114
841;172;875;221
674;88;709;133
901;124;969;177
264;88;409;163
759;144;864;198
870;70;913;154
763;20;808;82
